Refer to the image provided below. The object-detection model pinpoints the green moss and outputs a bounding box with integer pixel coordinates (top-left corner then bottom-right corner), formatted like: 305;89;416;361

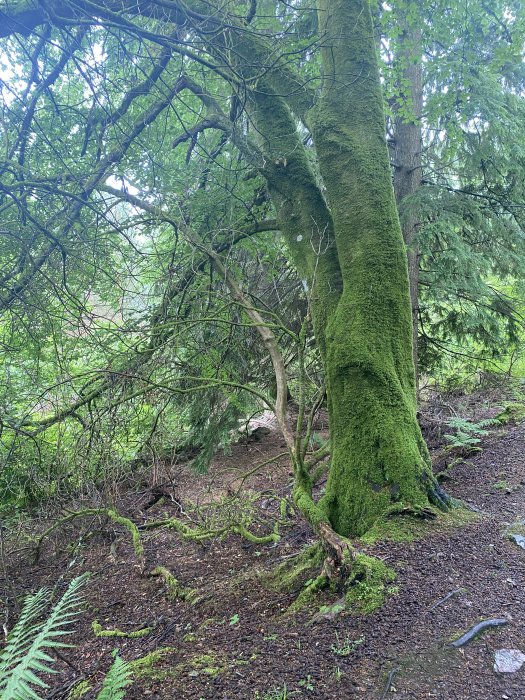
360;513;431;545
360;506;479;545
128;647;177;680
496;402;525;424
150;565;199;603
91;620;152;638
107;509;144;566
344;554;397;614
186;652;228;679
287;574;329;613
67;680;92;700
261;544;324;593
304;0;451;539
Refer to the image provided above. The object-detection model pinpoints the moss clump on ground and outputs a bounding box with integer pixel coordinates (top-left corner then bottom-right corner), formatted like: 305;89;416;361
128;647;177;680
187;652;227;678
91;620;152;638
150;565;199;603
359;505;479;546
263;543;399;615
344;554;396;614
67;680;92;700
496;402;525;425
261;544;325;593
288;573;331;613
130;648;227;682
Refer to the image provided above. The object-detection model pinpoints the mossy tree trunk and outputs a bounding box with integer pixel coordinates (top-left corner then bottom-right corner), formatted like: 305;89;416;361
300;0;448;537
240;0;449;537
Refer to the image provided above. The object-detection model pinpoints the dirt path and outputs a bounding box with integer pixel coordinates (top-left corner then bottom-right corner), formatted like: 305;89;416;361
4;411;525;699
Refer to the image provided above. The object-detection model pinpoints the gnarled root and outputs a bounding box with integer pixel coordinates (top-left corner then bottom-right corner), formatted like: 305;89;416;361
422;471;452;511
318;521;356;585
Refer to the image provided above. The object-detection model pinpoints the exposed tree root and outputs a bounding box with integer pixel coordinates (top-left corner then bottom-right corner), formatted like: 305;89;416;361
318;521;356;583
380;668;399;700
149;566;199;604
288;572;330;613
140;515;279;544
33;508;145;571
427;481;453;511
448;618;508;648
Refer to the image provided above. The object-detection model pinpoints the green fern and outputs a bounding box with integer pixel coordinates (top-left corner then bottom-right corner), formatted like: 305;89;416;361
444;417;498;450
0;573;136;700
0;573;89;700
95;653;133;700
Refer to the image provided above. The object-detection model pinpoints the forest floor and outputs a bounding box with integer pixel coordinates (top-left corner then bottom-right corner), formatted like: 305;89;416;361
4;383;525;700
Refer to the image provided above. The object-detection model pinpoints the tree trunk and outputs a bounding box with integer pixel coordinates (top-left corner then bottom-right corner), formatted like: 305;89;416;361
392;14;424;379
306;0;446;537
229;0;448;538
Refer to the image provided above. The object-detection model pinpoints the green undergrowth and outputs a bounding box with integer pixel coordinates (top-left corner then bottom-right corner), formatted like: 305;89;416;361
359;505;479;545
262;506;479;617
344;553;397;614
260;544;331;614
261;543;397;615
261;544;325;594
67;650;178;697
496;402;525;425
289;573;332;613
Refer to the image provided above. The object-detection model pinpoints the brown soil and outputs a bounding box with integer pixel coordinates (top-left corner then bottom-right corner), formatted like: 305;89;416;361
3;392;525;700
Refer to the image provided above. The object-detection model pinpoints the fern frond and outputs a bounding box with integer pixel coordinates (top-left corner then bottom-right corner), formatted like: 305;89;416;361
0;573;90;700
0;588;50;679
95;654;132;700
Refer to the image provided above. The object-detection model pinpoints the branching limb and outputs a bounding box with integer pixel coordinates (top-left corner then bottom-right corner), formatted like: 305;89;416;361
33;508;144;570
184;225;296;454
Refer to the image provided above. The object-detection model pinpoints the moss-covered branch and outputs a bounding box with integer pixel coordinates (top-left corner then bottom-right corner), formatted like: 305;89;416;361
149;566;198;603
33;508;144;570
92;620;153;638
140;513;279;545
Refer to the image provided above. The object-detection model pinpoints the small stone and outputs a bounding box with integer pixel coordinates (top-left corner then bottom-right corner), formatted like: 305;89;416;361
509;533;525;550
494;649;525;673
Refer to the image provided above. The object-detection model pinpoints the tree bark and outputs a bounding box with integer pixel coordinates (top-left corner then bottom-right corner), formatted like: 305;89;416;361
305;0;446;536
392;14;424;379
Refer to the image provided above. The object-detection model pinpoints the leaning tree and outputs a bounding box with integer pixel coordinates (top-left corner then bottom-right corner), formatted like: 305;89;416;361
0;0;451;546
